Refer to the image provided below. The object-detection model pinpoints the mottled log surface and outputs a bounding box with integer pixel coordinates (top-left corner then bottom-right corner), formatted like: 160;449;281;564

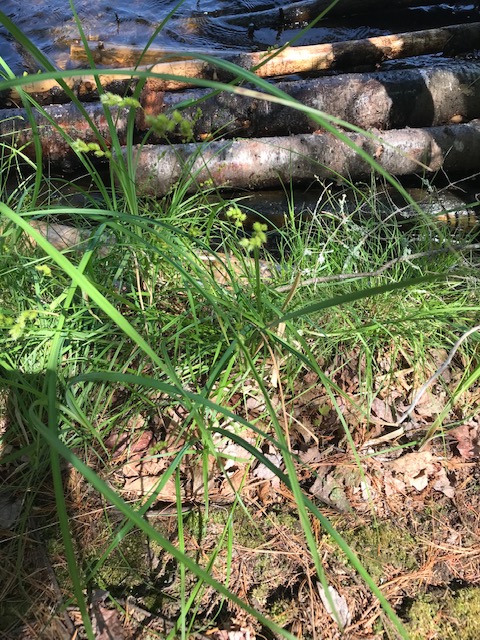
163;61;480;137
2;61;480;168
69;22;480;75
2;21;478;108
130;120;480;195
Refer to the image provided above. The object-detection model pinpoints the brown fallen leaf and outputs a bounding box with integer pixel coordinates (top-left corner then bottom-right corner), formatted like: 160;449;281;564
370;397;395;424
383;472;407;497
104;427;152;459
92;605;126;640
122;475;179;501
450;421;480;460
122;457;166;478
433;466;455;499
414;389;445;418
388;451;436;478
387;451;454;497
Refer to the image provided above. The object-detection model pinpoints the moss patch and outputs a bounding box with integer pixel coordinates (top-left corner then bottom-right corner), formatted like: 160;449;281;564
342;522;419;581
406;587;480;640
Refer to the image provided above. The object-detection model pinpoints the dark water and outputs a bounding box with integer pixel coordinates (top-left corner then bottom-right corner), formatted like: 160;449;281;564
1;1;479;75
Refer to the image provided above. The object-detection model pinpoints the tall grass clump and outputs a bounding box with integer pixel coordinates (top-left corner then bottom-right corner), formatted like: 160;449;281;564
1;3;480;639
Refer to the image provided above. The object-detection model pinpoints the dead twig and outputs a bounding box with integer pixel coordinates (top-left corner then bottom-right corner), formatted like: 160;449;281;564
396;324;480;426
362;324;480;449
275;243;480;293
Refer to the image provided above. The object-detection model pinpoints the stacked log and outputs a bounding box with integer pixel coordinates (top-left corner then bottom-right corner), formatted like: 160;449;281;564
67;22;480;78
2;15;480;194
129;121;480;195
3;23;480;107
2;60;480;173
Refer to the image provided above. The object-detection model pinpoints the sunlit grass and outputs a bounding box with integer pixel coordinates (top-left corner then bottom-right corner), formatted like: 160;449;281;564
1;3;480;639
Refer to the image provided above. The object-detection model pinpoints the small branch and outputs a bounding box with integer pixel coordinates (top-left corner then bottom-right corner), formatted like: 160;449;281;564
363;323;480;448
275;243;480;293
396;324;480;425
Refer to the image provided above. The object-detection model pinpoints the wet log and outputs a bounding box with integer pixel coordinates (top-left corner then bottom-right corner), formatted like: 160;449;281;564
0;71;141;110
222;0;449;28
0;60;226;108
2;61;480;168
70;22;480;73
129;120;480;195
2;21;479;108
0;101;122;171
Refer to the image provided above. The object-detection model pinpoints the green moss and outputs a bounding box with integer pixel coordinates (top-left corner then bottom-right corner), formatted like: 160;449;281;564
342;522;418;581
269;598;298;627
184;506;303;613
251;582;271;608
185;506;266;548
406;588;480;640
92;531;149;590
268;509;303;534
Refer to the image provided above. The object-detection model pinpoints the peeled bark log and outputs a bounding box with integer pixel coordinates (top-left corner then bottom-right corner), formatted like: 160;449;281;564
70;22;480;73
3;21;479;108
129;120;480;195
3;61;480;168
24;222;115;256
69;42;237;67
0;72;141;109
160;61;480;136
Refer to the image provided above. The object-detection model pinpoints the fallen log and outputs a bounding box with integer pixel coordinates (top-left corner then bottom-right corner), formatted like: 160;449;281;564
157;61;480;136
0;71;141;110
2;21;479;108
70;22;480;73
128;120;480;195
2;61;480;168
8;187;478;260
69;43;241;68
221;0;449;28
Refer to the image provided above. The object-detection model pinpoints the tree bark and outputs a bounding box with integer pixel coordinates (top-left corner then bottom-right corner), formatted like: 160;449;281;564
69;22;480;72
129;120;480;195
158;61;480;136
2;21;478;108
69;43;236;68
0;72;141;109
20;221;115;256
2;61;480;168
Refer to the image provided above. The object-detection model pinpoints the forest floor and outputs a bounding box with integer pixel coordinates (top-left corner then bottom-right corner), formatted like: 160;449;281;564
2;330;479;640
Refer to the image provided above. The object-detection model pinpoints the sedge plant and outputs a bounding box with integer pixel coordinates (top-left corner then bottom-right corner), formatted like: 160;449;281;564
1;4;480;639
